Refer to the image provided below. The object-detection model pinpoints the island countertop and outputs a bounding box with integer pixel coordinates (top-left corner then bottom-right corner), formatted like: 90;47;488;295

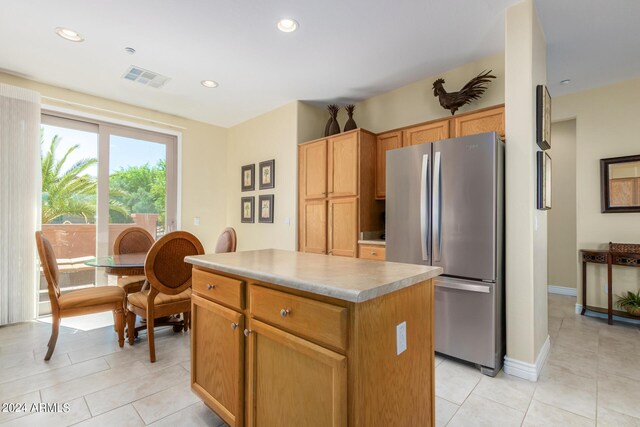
185;249;441;303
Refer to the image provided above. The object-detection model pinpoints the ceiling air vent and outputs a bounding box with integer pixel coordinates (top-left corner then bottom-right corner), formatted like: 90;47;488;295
122;65;170;88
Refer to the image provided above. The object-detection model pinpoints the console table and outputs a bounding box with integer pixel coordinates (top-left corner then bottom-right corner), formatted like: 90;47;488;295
580;244;640;325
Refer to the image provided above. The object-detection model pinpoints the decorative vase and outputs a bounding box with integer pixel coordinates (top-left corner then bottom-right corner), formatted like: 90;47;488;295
327;105;341;136
343;104;357;131
626;306;640;317
324;116;333;137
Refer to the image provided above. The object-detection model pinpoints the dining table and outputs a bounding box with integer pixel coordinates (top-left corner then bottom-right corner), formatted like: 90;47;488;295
84;252;147;276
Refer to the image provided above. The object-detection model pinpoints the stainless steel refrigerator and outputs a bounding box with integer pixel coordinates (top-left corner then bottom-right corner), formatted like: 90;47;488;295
386;132;504;376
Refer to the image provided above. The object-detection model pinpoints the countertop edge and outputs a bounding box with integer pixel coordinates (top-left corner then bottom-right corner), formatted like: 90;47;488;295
185;256;442;303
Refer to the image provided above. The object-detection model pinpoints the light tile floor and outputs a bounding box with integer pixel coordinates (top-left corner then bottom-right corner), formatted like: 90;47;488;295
0;294;638;426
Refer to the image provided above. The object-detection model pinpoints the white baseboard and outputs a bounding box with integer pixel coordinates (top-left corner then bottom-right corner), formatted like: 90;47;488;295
548;285;577;297
575;304;640;325
503;335;550;382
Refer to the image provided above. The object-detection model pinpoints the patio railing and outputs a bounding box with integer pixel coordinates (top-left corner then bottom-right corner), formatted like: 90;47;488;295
38;213;158;315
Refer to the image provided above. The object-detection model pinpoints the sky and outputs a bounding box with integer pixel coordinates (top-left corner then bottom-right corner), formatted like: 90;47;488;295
41;124;166;177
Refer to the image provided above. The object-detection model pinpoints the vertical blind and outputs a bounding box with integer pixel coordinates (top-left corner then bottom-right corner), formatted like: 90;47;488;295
0;84;41;325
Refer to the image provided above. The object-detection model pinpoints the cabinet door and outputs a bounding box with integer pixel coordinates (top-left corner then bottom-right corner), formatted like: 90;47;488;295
245;319;347;427
453;106;505;138
191;295;244;427
328;133;358;198
301;140;327;199
375;131;402;199
402;120;449;147
302;199;327;254
328;198;358;257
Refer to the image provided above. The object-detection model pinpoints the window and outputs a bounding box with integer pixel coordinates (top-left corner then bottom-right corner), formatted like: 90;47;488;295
39;112;178;314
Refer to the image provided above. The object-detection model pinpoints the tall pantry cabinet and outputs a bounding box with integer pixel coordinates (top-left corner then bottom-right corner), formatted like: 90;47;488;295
298;129;383;257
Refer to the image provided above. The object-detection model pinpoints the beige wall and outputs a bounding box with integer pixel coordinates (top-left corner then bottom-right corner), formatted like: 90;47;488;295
352;54;505;133
0;72;228;252
548;120;577;288
554;77;640;309
226;101;325;251
504;0;548;368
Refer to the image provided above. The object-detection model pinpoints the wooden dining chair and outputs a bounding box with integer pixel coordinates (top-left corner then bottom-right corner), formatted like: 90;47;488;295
35;231;126;361
114;227;155;295
126;231;204;362
215;227;237;253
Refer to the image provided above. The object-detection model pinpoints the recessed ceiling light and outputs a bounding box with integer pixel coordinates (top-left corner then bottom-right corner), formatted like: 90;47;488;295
277;18;299;33
201;80;218;88
560;79;571;85
55;27;84;42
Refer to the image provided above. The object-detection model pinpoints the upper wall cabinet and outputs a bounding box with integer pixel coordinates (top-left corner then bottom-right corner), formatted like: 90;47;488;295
453;106;505;138
328;133;359;198
301;139;327;200
375;131;403;199
403;120;450;147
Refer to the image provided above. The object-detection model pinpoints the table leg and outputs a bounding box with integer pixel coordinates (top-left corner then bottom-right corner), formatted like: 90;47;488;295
581;259;587;315
607;253;613;325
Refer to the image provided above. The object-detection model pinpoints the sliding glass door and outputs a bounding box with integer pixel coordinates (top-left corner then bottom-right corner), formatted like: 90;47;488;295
39;113;178;314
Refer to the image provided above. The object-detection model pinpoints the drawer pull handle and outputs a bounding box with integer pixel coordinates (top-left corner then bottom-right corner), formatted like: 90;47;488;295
243;329;253;337
207;284;215;290
370;252;377;255
280;308;291;318
231;322;239;331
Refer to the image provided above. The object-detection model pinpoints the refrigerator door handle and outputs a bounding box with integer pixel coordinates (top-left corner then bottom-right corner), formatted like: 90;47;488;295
420;153;430;261
435;280;491;293
433;151;442;262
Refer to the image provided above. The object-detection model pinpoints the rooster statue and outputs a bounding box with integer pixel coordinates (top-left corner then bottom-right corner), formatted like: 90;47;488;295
432;70;496;115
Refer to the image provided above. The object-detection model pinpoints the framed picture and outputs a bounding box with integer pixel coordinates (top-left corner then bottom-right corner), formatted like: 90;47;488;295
258;194;274;223
241;164;255;191
241;196;255;223
259;159;275;190
536;151;552;210
600;154;640;213
536;84;551;150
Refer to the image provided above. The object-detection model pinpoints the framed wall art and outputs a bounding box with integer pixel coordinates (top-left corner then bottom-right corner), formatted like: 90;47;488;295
241;196;255;223
258;194;274;223
259;159;275;190
241;164;255;191
536;84;551;150
600;154;640;213
536;151;552;210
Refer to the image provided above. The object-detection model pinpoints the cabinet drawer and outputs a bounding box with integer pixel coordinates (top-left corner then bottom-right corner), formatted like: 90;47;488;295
193;269;244;310
248;285;348;352
358;244;386;261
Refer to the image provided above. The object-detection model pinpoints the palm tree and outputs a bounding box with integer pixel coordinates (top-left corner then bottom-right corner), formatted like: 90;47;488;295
41;133;129;224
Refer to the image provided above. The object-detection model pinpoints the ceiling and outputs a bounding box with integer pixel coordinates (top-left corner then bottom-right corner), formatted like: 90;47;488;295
0;1;637;127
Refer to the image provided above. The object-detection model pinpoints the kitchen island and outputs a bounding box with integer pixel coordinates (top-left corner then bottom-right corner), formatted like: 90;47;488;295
185;249;442;427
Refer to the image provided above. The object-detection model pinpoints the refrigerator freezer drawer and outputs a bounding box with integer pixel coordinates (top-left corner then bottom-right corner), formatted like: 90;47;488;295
434;277;496;369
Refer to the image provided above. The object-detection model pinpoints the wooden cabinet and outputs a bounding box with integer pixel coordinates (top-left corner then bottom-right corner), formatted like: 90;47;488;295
191;294;245;427
403;120;450;147
245;319;347;427
298;129;383;257
190;266;436;427
301;200;327;254
301;139;327;200
358;244;386;261
372;105;505;199
375;131;402;199
329;198;358;258
328;133;358;198
453;106;505;138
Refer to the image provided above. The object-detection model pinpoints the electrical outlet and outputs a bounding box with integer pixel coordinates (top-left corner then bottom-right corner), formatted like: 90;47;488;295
603;283;608;294
396;321;407;355
193;216;200;226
